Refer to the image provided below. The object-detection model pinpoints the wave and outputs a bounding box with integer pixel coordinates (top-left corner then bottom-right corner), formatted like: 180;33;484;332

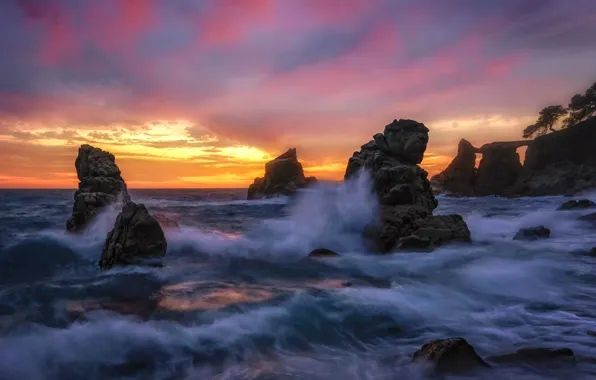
167;172;378;260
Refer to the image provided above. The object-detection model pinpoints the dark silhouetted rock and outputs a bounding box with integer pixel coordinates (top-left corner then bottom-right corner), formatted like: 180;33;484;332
412;337;490;374
399;214;472;249
487;347;575;366
247;148;317;200
578;212;596;223
152;213;180;229
591;247;596;256
99;202;167;269
345;119;470;252
474;143;525;196
558;199;596;210
67;145;130;232
430;139;478;196
513;117;596;196
513;226;550;241
308;248;340;258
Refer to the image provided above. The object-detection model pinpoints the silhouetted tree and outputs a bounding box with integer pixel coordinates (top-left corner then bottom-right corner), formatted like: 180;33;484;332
565;81;596;127
523;105;567;139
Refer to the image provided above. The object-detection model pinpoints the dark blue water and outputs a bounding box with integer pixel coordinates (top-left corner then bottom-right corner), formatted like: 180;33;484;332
1;175;596;379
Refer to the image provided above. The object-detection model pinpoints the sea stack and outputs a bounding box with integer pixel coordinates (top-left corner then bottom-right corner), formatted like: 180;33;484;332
66;144;130;232
66;144;168;268
247;148;317;200
430;139;478;196
345;119;471;252
99;202;167;269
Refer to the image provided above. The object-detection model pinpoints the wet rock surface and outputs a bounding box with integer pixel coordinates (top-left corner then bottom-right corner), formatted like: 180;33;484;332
67;145;130;232
412;337;490;374
99;202;167;269
345;119;470;252
558;199;596;210
513;226;551;241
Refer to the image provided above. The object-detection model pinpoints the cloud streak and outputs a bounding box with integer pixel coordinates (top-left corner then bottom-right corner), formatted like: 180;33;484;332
1;0;595;187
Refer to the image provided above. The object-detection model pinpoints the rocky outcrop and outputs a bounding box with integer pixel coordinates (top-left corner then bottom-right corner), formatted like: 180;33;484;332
152;213;180;229
308;248;340;258
412;337;489;374
512;117;596;196
66;145;130;232
474;142;526;196
412;338;575;375
513;226;550;241
345;119;471;252
558;199;596;210
247;148;317;200
430;139;478;196
487;348;575;365
99;202;167;269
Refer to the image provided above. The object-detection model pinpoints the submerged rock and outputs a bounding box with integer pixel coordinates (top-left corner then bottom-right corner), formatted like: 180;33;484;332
513;226;551;241
430;139;478;196
66;144;130;232
247;148;317;200
578;212;596;222
345;119;470;252
99;202;167;269
558;199;596;210
308;248;340;258
412;337;490;374
487;347;575;365
399;214;471;249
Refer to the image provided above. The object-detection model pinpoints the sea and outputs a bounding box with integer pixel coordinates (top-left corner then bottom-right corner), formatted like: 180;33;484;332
1;173;596;380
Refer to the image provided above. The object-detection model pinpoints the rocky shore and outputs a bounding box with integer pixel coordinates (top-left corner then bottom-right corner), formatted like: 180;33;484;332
432;117;596;196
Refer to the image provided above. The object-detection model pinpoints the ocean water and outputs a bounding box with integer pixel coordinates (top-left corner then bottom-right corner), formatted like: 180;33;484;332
1;174;596;380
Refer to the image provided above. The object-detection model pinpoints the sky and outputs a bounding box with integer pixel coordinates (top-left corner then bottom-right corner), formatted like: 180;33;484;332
1;0;596;188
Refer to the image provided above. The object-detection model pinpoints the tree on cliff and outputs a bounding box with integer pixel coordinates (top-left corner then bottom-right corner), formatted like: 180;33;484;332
522;105;567;139
565;81;596;127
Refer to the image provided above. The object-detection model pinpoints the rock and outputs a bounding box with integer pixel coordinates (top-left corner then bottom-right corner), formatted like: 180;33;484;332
345;119;469;252
308;248;340;258
558;199;596;210
66;145;130;232
99;202;167;269
383;119;429;164
591;247;596;256
513;117;596;196
247;148;317;200
487;347;575;365
474;143;524;196
399;214;472;249
412;337;490;374
513;226;551;241
152;213;180;229
430;139;478;196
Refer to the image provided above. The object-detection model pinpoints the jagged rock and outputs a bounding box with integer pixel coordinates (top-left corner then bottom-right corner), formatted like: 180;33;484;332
513;226;550;241
558;199;596;210
487;347;575;365
345;119;470;252
513;117;596;196
152;213;180;229
474;143;524;196
578;212;596;222
247;148;317;200
399;214;472;249
430;139;478;196
412;337;490;374
99;202;167;269
66;145;130;232
308;248;340;258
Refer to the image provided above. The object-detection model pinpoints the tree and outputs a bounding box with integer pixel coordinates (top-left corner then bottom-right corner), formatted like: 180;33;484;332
565;81;596;127
523;105;567;139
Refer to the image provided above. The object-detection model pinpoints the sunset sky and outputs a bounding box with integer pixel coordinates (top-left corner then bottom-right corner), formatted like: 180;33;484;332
1;0;596;188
